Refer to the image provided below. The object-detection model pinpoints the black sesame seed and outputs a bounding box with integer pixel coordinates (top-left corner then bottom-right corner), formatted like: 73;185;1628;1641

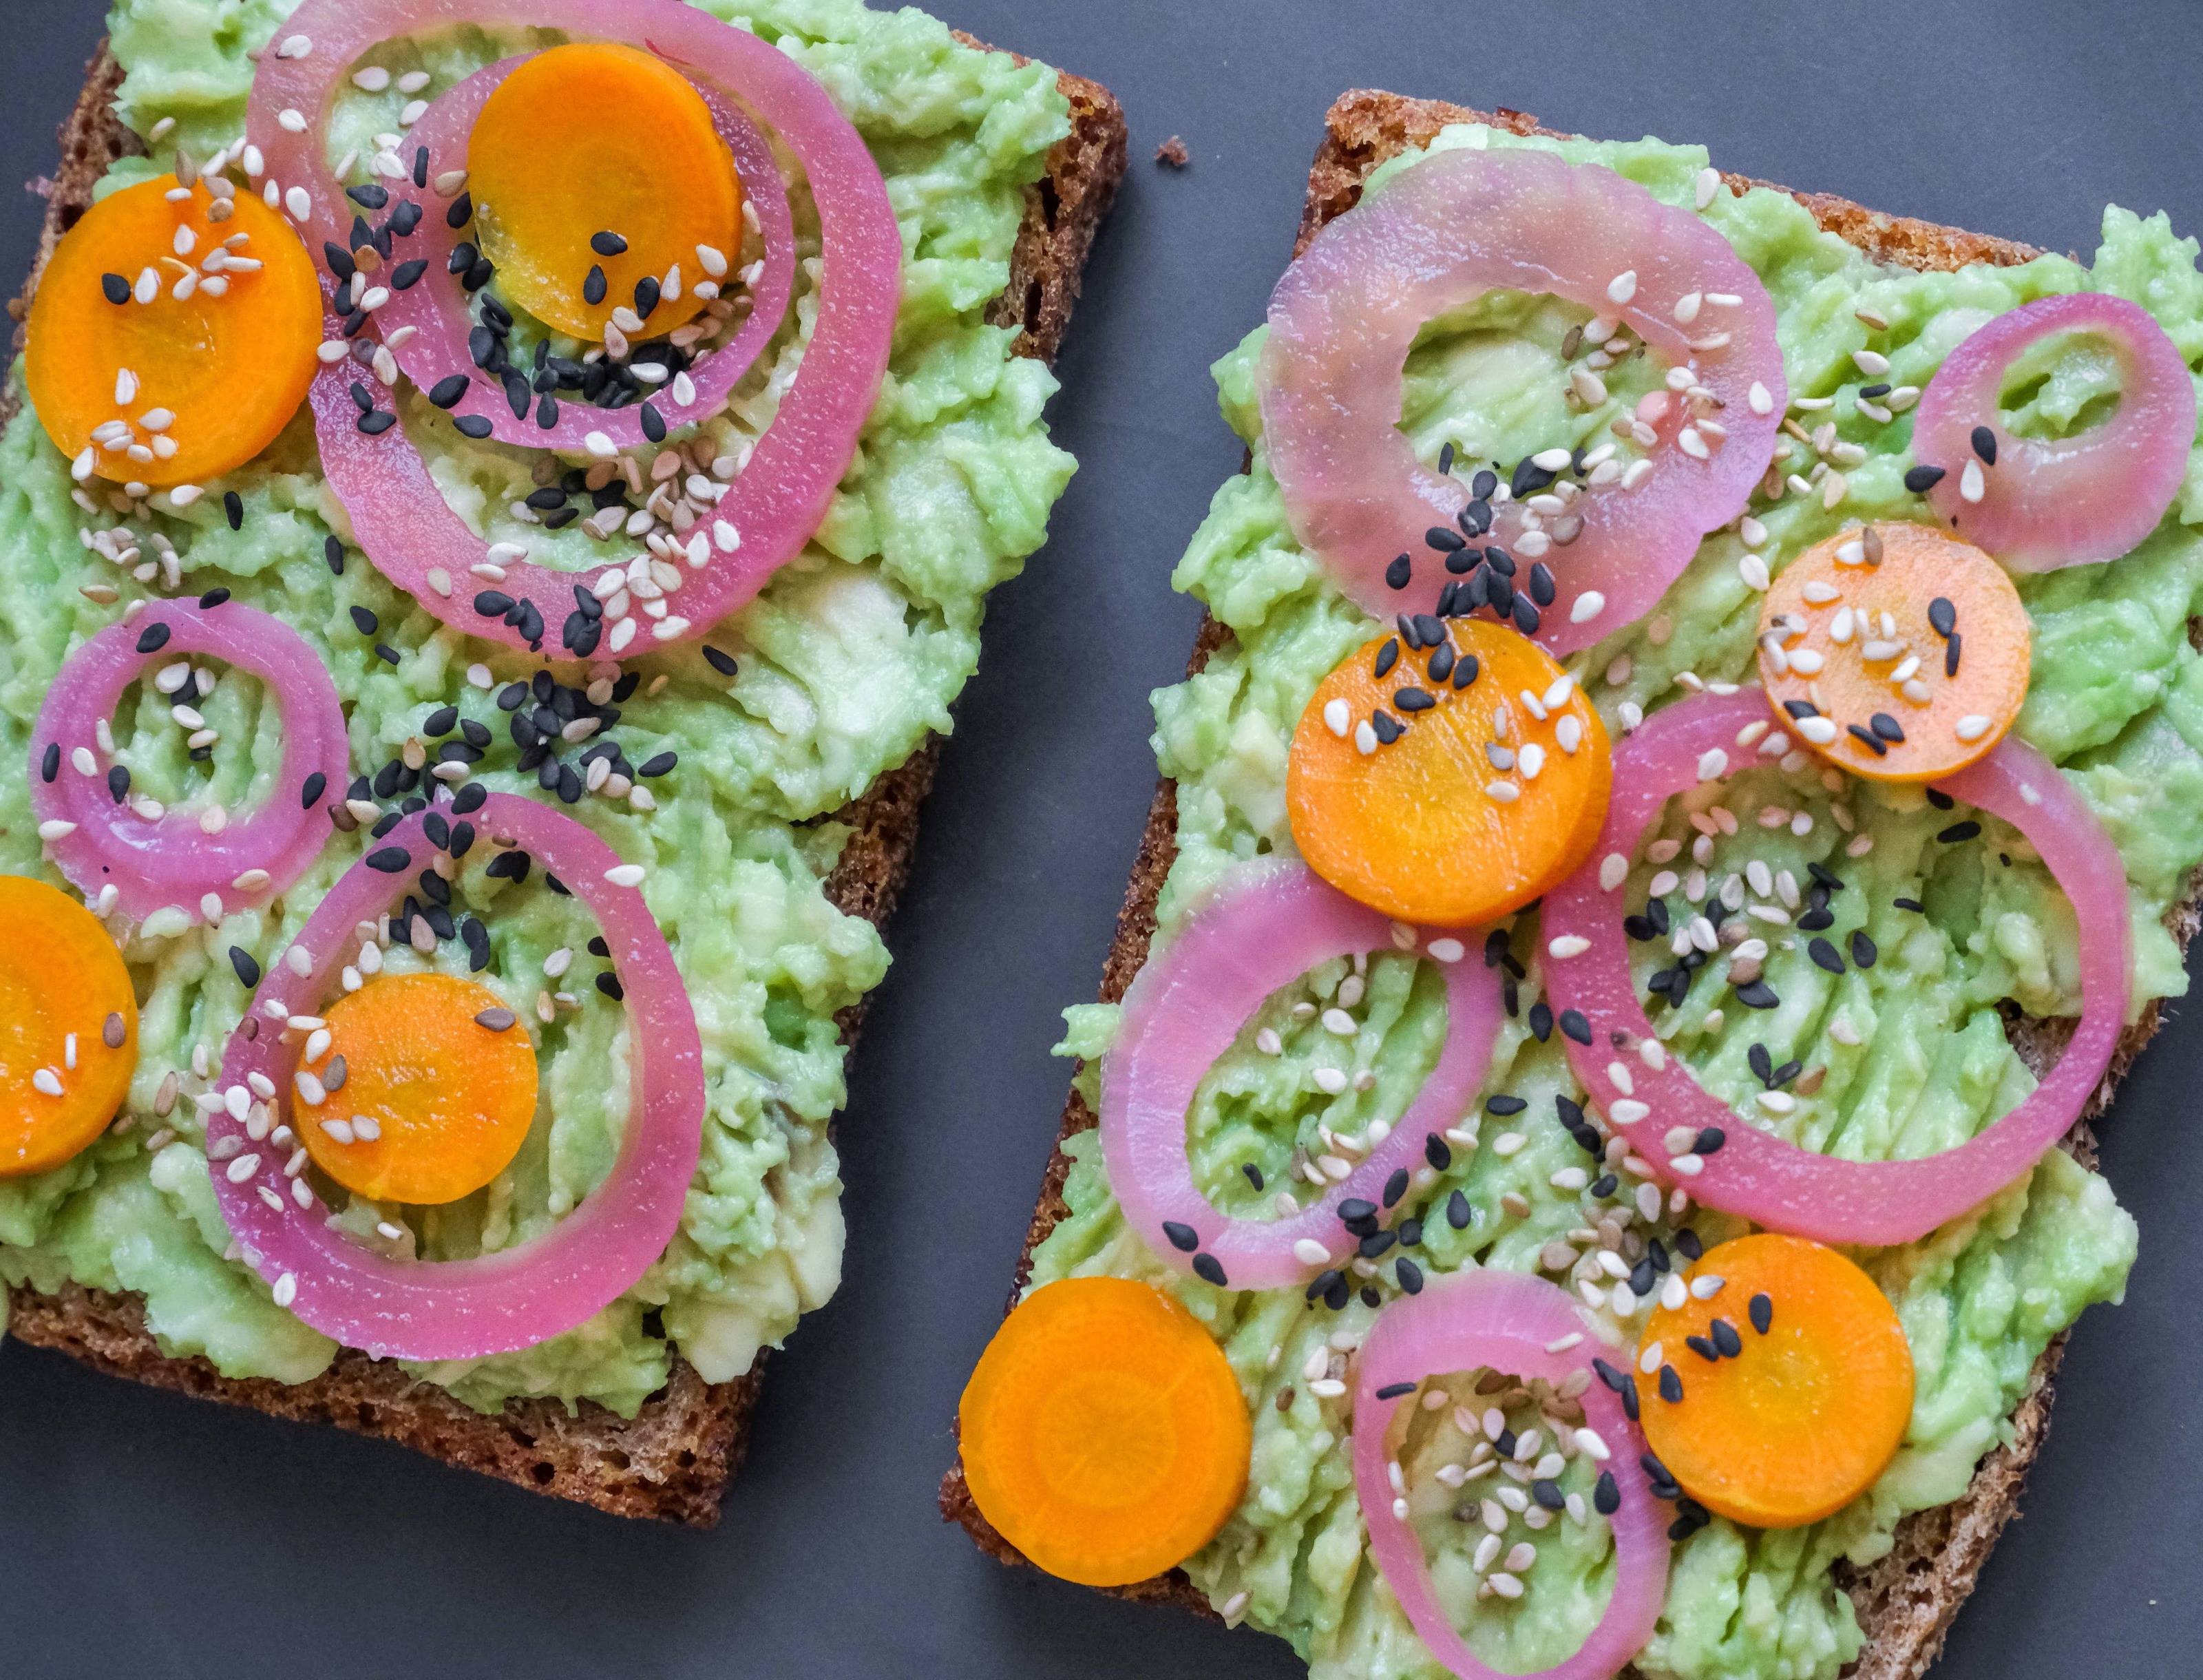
1928;596;1957;639
1782;697;1820;720
299;771;327;811
1868;712;1905;744
597;972;625;1002
1360;1229;1397;1260
1558;1009;1591;1045
633;275;661;317
1395;1257;1424;1294
1425;526;1466;553
1946;630;1962;678
1531;1478;1565;1511
359;410;397;435
391;258;428;291
365;847;410;873
1749;1292;1773;1334
702;645;739;678
1903;463;1947;494
1509;457;1555;498
1511;595;1541;636
197;587;231;611
640;401;666;443
1849;930;1878;968
134;622;171;655
229;947;261;988
1373;1380;1417;1402
107;765;129;804
412;147;430;189
591;230;628;257
1808;937;1845;976
1372;639;1400;680
1161;1220;1199;1252
582;264;608;307
1710;1319;1743;1358
1485;1094;1528;1116
1242;1164;1264;1191
1735;979;1780;1010
1528;562;1554;607
1937;819;1982;843
1446;1189;1471;1230
452;414;493;440
1695;1126;1725;1155
1191;1253;1227;1288
1970;425;1997;465
375;644;401;666
428;373;470;410
1453;653;1479;690
349;606;379;637
101;271;130;305
536;392;560;430
1846;722;1889;757
1657;1366;1683;1404
474;590;515;618
1395;688;1435;714
1594;1471;1621;1515
1686;1333;1720;1362
40;742;60;784
1382;1167;1410;1208
1371;711;1403;746
222;490;244;531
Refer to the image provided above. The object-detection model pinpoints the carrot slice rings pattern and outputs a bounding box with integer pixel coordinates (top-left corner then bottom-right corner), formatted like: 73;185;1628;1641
1354;1269;1671;1680
1099;863;1501;1292
28;599;349;925
1539;688;2129;1247
1257;144;1785;655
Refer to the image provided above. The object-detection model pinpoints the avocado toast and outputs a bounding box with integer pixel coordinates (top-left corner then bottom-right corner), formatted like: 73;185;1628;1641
0;0;1124;1525
941;90;2201;1679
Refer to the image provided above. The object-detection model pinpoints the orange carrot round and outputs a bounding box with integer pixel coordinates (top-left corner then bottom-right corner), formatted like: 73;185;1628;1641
1289;619;1612;927
1637;1232;1912;1529
299;972;538;1206
959;1277;1251;1586
1758;523;2030;782
25;174;322;488
468;43;742;343
0;876;138;1177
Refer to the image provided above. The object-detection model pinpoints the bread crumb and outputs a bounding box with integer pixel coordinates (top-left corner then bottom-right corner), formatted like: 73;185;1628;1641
1154;136;1189;169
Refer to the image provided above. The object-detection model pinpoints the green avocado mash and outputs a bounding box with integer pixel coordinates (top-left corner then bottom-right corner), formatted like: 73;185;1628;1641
0;0;1075;1415
1033;124;2184;1679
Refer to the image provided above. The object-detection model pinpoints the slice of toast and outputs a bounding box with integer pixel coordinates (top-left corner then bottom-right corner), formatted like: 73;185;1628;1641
940;90;2197;1678
0;38;1126;1528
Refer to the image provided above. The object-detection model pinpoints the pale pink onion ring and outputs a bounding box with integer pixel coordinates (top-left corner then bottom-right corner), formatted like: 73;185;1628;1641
1541;688;2130;1246
1256;145;1785;655
1355;1268;1671;1680
1911;291;2195;571
28;599;348;923
209;793;704;1361
1098;862;1501;1292
373;61;795;454
253;0;900;657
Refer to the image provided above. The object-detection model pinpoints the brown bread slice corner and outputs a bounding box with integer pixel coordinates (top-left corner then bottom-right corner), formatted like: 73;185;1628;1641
0;40;1126;1527
940;89;2199;1679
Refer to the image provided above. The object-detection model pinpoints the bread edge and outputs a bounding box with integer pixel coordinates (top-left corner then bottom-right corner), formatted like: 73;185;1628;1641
0;39;1128;1529
936;87;2192;1680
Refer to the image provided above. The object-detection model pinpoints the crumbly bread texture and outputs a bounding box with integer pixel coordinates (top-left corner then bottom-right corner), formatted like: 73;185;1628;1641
0;41;1126;1529
940;89;2198;1680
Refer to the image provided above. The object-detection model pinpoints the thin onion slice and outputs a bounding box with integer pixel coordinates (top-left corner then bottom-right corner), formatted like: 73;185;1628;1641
28;600;348;924
1912;291;2195;571
254;0;900;657
374;61;794;454
1098;863;1501;1292
1257;144;1784;655
209;794;704;1361
1355;1268;1671;1680
1541;689;2131;1246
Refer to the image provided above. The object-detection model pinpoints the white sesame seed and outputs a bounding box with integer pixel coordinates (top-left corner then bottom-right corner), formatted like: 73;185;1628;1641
286;185;311;220
1695;167;1720;210
1610;1099;1649;1126
1852;349;1890;377
277;107;308;133
1960;459;1986;503
1546;935;1590;960
352;65;392;92
1605;270;1638;305
1696;748;1729;782
1568;590;1607;625
273;1272;298;1308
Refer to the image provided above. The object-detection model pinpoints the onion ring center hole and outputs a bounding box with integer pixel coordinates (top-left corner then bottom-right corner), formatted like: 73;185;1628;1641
109;658;270;811
1188;948;1446;1219
1387;1363;1617;1660
1397;292;1655;485
1995;328;2132;441
1622;758;2050;1159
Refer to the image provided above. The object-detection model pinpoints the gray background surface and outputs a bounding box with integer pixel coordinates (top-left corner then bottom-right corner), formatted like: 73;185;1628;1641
1;1;2198;1675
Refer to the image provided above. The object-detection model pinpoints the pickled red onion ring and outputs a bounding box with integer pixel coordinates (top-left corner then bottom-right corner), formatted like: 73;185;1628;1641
1257;145;1785;655
255;0;900;657
28;600;348;924
209;794;704;1361
1098;863;1501;1292
1911;291;2195;571
1541;689;2131;1246
373;61;795;455
1355;1269;1670;1680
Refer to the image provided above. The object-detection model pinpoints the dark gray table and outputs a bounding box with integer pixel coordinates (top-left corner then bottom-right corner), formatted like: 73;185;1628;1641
3;3;2199;1675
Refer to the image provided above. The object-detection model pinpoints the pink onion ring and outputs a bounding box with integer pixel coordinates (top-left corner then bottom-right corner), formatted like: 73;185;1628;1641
27;600;348;924
1541;689;2131;1246
1912;291;2195;571
1355;1268;1671;1680
1098;862;1501;1292
209;793;704;1361
373;61;794;454
253;0;900;657
1257;145;1785;655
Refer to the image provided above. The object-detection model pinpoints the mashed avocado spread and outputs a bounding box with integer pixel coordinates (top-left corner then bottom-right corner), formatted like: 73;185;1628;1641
0;0;1075;1415
1032;125;2184;1679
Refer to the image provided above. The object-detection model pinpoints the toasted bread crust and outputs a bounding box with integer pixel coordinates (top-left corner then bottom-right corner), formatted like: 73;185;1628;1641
940;90;2188;1680
0;41;1125;1526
